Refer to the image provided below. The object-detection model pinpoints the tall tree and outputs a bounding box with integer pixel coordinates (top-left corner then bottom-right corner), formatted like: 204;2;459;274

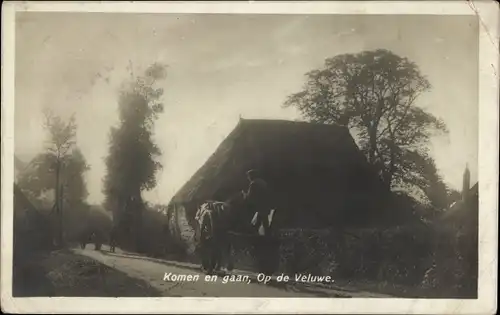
17;147;89;207
284;49;448;197
18;110;83;246
103;62;167;252
46;111;77;246
61;148;90;206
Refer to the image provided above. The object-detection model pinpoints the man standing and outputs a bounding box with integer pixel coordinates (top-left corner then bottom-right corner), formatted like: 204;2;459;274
242;169;277;275
242;169;272;235
109;226;118;253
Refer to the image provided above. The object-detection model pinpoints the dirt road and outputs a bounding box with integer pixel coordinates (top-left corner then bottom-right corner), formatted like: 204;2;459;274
73;246;391;298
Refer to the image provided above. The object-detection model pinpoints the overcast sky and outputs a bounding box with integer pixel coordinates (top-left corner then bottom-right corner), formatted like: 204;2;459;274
15;13;479;205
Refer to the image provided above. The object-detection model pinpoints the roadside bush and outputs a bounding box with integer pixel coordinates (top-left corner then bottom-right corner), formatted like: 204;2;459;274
138;209;175;257
116;207;189;259
227;222;477;298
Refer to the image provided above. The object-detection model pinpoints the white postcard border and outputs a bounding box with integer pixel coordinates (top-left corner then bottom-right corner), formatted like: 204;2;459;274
1;1;498;314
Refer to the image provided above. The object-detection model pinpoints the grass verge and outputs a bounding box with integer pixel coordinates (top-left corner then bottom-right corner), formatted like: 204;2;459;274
13;249;161;297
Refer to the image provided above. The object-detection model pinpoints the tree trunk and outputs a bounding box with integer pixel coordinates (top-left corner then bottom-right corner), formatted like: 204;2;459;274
59;183;64;247
54;160;63;248
129;191;143;253
384;140;396;190
135;208;143;253
113;197;124;246
368;126;378;164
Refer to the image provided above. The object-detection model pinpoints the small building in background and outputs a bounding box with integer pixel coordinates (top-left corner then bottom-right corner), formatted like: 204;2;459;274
437;164;479;295
442;164;478;235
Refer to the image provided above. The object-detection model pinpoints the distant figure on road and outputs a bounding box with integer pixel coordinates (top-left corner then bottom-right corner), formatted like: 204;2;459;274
109;227;118;253
79;230;90;249
91;231;102;251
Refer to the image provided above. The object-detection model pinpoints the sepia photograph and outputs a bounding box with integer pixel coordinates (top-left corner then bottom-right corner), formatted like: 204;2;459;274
1;1;498;314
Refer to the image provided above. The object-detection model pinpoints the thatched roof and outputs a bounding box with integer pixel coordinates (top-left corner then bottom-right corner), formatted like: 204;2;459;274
13;183;44;221
169;119;384;228
14;155;26;182
470;182;479;197
14;182;53;252
14;155;26;171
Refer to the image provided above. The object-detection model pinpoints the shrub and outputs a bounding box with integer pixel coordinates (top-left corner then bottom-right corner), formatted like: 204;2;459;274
225;222;477;297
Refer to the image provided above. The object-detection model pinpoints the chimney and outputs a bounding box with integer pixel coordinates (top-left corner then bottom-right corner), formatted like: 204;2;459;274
462;163;470;203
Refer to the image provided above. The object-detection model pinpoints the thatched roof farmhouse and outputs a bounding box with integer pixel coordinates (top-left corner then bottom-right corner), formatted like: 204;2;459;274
13;183;53;254
168;118;385;229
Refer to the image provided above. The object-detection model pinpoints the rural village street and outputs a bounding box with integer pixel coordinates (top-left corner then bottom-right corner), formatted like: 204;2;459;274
73;246;391;298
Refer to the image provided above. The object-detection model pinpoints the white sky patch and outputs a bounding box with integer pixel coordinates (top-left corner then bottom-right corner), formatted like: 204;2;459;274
15;13;479;205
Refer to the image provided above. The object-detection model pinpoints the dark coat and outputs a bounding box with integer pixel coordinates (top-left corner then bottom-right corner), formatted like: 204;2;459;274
243;178;271;213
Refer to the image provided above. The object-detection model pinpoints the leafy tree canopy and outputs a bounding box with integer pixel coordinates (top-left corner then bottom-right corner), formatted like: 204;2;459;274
284;49;449;207
102;61;167;250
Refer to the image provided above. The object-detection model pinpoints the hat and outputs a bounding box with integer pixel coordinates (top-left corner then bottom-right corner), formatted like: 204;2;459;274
246;169;259;178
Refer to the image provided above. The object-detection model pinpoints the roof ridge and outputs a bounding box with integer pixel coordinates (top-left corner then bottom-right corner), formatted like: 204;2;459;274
239;118;345;127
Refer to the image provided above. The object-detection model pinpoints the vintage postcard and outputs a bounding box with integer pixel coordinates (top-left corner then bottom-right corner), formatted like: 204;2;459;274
1;1;498;314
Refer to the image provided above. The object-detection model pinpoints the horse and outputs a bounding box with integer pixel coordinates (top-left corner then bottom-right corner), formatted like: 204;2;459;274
196;201;233;274
196;203;218;273
195;193;248;274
